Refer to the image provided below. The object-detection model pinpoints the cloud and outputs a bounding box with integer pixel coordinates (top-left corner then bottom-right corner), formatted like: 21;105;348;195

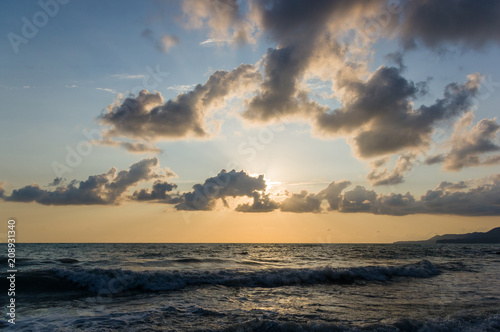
399;0;500;50
303;175;500;216
240;0;386;123
96;139;162;154
424;112;500;170
4;163;500;216
442;113;500;170
158;35;179;53
99;64;262;140
96;88;117;94
385;51;406;71
436;180;469;191
339;185;378;213
175;0;495;164
199;38;233;46
315;69;480;158
181;0;257;45
280;190;322;213
175;169;266;211
367;153;417;186
316;180;351;211
235;192;279;212
242;46;326;122
425;154;446;165
111;74;146;80
167;84;198;93
142;29;179;53
237;179;352;213
251;0;383;45
232;173;500;216
3;158;175;205
48;177;64;187
132;0;496;187
417;175;500;216
132;180;180;203
483;155;500;165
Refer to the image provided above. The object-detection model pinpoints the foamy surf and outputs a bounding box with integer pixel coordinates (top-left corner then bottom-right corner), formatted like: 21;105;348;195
24;260;442;295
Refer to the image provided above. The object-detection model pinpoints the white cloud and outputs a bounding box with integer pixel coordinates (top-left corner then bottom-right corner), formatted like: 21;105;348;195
111;74;146;80
96;88;117;94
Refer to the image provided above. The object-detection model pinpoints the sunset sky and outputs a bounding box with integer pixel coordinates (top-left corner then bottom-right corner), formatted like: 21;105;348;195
1;0;500;243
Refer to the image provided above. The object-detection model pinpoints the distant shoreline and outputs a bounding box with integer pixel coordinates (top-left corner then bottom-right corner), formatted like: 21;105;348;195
394;227;500;244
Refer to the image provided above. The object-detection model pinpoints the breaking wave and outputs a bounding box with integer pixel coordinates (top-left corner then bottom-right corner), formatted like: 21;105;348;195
7;260;440;295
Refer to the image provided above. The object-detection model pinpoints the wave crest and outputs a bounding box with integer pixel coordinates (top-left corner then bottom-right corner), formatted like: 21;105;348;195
48;259;439;294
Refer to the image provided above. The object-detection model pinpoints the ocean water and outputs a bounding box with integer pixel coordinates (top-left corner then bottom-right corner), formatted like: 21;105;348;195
1;243;500;331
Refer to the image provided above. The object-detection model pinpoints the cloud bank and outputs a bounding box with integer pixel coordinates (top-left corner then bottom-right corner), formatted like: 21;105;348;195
3;162;500;216
3;158;175;205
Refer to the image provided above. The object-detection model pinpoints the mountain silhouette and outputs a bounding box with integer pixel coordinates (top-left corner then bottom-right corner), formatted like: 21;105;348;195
395;227;500;244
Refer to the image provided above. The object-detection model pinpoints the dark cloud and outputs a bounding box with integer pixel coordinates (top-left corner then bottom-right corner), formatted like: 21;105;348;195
175;170;266;211
423;113;500;171
241;0;385;123
443;114;500;171
142;29;179;53
280;190;322;213
316;66;423;136
436;181;468;191
99;64;261;140
316;68;480;158
236;179;352;214
418;176;500;216
367;153;416;186
132;180;180;203
243;46;325;122
3;158;174;205
316;175;500;216
235;192;279;213
4;164;500;216
252;0;383;43
48;177;64;187
385;51;406;71
96;139;162;154
316;180;351;210
234;174;500;216
399;0;500;50
372;192;417;216
339;186;378;213
181;0;256;45
484;155;500;165
5;184;51;203
425;154;446;165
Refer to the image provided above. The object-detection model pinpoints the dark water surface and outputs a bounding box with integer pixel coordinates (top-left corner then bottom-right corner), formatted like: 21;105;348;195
1;243;499;331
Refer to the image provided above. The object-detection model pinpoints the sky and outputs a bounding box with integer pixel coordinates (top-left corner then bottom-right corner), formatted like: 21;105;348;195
1;0;500;243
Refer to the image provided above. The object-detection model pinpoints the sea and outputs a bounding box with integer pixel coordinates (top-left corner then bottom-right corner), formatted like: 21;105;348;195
1;243;500;331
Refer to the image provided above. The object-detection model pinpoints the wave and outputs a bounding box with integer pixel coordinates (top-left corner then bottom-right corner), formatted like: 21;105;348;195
219;314;500;332
135;253;234;264
55;258;80;264
4;306;499;332
5;260;439;295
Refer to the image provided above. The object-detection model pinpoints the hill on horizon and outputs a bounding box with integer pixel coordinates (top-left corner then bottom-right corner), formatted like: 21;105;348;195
395;227;500;244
